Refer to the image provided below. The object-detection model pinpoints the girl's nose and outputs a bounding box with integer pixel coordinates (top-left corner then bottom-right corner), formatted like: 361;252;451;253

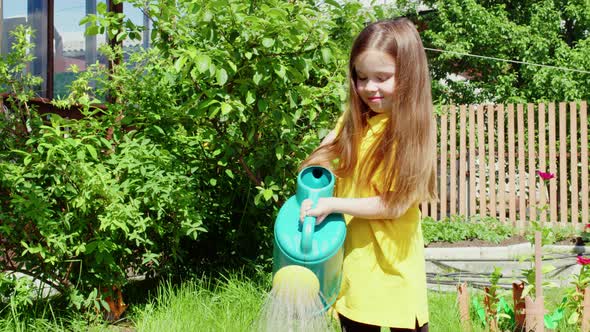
365;80;379;91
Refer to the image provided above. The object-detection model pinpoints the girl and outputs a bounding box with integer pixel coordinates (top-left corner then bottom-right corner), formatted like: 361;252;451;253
299;18;436;332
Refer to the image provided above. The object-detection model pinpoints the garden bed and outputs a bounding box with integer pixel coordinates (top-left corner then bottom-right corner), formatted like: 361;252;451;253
425;239;585;291
426;235;581;248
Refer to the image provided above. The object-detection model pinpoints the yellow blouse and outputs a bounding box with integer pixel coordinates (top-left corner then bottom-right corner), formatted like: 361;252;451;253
332;113;428;328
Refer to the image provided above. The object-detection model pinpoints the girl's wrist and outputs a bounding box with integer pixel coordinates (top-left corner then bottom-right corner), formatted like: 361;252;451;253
323;197;341;215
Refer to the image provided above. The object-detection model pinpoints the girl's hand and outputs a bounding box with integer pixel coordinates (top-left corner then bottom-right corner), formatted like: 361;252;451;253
299;198;334;224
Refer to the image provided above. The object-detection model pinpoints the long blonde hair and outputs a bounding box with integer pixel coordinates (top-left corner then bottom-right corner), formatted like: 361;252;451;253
301;18;437;210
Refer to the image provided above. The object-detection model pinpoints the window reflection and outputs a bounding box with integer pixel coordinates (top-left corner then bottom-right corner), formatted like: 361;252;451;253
123;1;151;59
1;0;47;96
0;1;147;99
53;0;107;98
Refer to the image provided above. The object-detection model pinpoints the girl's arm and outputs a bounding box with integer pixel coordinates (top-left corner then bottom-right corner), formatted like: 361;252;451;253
299;196;412;224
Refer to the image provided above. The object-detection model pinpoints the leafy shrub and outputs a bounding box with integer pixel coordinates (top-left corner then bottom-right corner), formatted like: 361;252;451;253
422;215;514;245
0;0;411;310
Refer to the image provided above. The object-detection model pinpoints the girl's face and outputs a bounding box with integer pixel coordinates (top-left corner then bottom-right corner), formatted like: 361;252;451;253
354;49;396;114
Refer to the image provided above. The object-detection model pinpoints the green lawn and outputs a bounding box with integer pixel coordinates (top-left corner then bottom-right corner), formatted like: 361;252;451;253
0;273;581;331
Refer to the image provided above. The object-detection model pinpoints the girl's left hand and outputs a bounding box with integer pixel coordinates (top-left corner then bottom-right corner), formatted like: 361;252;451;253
299;198;333;224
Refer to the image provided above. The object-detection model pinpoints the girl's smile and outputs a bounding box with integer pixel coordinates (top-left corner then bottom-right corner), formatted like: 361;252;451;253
354;49;396;113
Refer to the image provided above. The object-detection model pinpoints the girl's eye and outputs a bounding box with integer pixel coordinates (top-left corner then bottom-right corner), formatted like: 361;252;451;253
377;75;391;82
357;76;368;81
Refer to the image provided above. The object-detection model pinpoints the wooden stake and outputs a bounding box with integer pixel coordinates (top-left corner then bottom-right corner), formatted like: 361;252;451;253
525;296;538;331
582;288;590;332
513;281;526;331
457;283;471;331
534;231;544;332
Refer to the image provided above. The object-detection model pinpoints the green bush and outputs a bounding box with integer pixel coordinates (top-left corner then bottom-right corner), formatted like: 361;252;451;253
422;215;514;245
0;0;411;311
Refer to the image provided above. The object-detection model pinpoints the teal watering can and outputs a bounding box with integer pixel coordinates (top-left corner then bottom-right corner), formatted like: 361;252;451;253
273;166;346;311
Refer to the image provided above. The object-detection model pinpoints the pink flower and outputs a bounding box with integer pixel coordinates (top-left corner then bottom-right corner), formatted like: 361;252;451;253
577;256;590;265
536;170;555;181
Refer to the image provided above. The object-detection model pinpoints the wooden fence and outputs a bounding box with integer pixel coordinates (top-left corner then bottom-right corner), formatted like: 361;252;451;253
421;101;589;230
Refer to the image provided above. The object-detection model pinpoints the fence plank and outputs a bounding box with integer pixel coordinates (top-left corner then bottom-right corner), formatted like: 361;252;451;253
459;105;467;216
570;102;579;227
518;104;527;230
527;103;537;223
477;105;487;216
559;102;568;225
539;103;547;224
469;105;477;217
440;110;448;219
581;101;589;226
450;106;457;216
548;103;558;226
507;104;517;226
431;111;438;220
488;104;497;218
497;104;506;222
432;100;586;229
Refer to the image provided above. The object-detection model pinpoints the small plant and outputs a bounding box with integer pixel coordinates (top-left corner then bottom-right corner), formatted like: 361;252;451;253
422;215;513;245
520;264;559;300
560;256;590;325
525;170;556;245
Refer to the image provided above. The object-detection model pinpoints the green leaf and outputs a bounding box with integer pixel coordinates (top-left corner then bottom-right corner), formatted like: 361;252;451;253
97;2;107;14
567;311;579;325
86;145;98;161
545;307;564;329
274;64;286;79
86;25;99;36
263;189;273;201
275;145;283;160
262;38;275;48
225;169;234;179
253;72;263;85
196;54;211;74
472;297;486;326
221;103;232;115
321;48;332;63
216;68;228;85
246;90;256;105
258;100;268;112
174;56;187;73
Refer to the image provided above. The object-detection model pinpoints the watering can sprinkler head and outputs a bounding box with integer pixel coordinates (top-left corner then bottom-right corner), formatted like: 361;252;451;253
273;265;320;295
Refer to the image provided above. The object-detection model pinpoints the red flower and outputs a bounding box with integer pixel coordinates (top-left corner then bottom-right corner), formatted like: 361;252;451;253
586;224;590;230
577;256;590;265
536;170;555;181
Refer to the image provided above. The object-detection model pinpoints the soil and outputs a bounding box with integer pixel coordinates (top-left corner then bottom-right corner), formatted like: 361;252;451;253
425;235;583;248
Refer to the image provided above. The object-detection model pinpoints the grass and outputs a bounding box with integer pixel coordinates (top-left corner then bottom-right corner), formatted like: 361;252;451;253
0;273;583;331
132;275;268;332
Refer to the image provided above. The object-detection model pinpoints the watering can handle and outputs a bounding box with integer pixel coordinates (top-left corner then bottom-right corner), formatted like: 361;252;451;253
301;191;319;254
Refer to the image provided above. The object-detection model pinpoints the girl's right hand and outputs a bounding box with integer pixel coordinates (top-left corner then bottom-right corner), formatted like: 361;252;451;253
299;198;334;224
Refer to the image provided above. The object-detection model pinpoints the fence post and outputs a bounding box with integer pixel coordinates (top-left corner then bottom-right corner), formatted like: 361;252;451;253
582;288;590;332
457;283;471;331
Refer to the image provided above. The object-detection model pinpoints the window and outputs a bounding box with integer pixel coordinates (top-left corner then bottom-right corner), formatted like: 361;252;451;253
1;1;144;101
123;1;151;58
53;1;108;98
1;0;48;96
